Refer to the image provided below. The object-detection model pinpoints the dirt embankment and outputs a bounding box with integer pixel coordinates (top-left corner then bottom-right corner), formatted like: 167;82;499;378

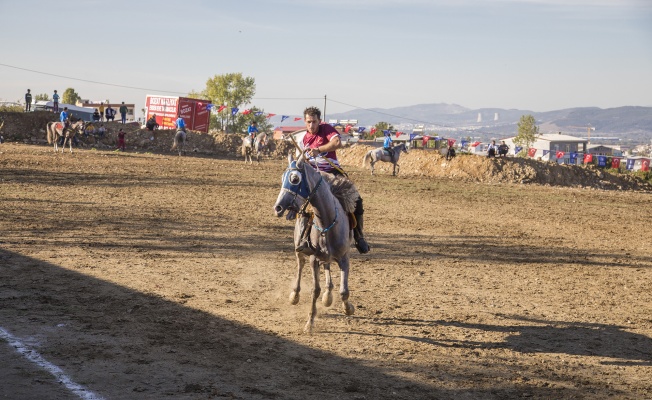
1;111;650;192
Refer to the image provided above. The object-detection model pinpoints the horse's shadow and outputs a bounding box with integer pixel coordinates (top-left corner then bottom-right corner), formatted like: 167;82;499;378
328;314;652;366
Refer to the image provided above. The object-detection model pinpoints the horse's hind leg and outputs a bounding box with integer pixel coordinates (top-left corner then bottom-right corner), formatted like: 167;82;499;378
322;263;333;307
290;252;306;305
370;160;375;175
304;256;321;334
338;256;354;316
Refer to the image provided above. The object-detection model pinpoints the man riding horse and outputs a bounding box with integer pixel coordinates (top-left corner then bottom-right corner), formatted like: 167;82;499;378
383;131;395;163
296;106;370;254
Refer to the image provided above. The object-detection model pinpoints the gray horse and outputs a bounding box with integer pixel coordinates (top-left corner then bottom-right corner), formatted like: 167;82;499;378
46;120;86;154
361;142;408;175
273;152;357;333
171;129;187;156
242;132;267;164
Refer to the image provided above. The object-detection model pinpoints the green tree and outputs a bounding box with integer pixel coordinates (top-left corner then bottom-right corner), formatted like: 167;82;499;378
192;73;256;133
62;88;81;105
513;114;539;156
35;93;50;101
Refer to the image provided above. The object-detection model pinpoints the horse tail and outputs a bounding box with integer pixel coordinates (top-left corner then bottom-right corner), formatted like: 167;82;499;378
46;123;53;144
362;151;371;167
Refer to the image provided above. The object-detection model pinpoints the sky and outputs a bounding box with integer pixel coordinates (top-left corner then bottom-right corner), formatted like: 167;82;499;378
1;0;651;123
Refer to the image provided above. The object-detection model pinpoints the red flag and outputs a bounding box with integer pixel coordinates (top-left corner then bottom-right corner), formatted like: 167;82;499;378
422;136;430;147
471;141;481;147
611;158;620;168
448;139;456;147
217;105;226;113
294;117;302;121
527;148;537;157
242;109;251;115
345;124;351;133
395;131;401;138
370;127;377;134
266;113;276;119
583;154;593;164
556;151;565;159
642;159;650;172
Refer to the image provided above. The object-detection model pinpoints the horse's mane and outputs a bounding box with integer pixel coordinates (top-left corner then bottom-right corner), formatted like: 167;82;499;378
320;171;358;214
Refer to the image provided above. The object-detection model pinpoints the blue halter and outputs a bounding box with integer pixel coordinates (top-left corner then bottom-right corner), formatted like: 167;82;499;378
281;160;311;201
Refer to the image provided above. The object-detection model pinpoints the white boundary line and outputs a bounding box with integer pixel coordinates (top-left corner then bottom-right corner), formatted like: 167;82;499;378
0;326;104;400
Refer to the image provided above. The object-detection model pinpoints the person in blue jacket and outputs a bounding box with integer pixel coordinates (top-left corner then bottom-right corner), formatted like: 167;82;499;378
383;131;394;162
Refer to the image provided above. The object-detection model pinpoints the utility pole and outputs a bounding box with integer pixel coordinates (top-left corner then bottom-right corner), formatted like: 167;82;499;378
323;95;327;121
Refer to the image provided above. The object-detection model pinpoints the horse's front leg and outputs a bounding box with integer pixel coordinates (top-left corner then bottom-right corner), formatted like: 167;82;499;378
392;162;396;176
68;137;74;153
290;251;306;305
338;255;354;316
322;263;333;307
370;160;375;175
304;255;321;334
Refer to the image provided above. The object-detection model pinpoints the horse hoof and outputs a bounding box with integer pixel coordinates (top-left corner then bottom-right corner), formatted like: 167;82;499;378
289;291;300;305
343;302;355;316
322;291;333;307
303;321;314;334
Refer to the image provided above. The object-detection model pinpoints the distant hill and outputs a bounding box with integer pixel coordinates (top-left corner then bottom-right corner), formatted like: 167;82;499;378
328;103;652;144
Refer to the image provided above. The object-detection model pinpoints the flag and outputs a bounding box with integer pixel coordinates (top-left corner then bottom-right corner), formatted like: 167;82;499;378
583;154;593;164
471;141;481;147
461;140;468;148
543;150;550;157
281;115;289;123
383;130;390;136
597;155;607;167
370;127;377;134
231;107;239;116
422;136;430;147
569;152;578;163
357;127;366;133
527;148;537;157
448;139;456;147
218;105;227;113
242;109;251;115
294;117;302;121
345;124;351;133
515;146;523;154
642;159;650;172
626;158;635;170
206;103;213;110
254;111;264;116
556;151;565;159
266;113;276;119
611;157;620;169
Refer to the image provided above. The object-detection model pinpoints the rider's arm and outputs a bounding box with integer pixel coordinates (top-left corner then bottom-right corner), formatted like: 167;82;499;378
308;136;341;157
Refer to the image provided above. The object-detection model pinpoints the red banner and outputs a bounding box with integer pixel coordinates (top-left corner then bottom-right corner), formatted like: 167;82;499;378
422;136;430;146
611;158;620;169
527;148;536;157
584;154;593;164
642;159;650;172
556;151;565;159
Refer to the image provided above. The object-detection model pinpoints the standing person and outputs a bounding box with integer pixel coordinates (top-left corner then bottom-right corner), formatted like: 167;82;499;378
487;140;497;158
247;121;258;144
25;89;32;112
297;106;370;254
98;102;105;122
119;102;128;124
117;128;126;151
52;90;60;113
383;131;394;162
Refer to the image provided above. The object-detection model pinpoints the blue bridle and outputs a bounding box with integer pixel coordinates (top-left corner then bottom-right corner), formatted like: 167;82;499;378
281;160;311;201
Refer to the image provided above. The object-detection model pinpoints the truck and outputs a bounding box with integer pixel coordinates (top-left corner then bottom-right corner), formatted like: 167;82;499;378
144;95;211;133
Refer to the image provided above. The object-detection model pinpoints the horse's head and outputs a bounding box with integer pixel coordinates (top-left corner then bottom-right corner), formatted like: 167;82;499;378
273;152;310;220
399;142;409;153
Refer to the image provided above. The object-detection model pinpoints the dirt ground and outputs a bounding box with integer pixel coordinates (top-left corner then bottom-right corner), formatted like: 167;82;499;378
0;140;651;400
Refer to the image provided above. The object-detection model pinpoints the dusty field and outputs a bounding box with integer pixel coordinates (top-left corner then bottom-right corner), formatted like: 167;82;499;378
0;142;651;400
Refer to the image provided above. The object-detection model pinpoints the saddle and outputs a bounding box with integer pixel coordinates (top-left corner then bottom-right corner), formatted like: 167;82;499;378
382;148;394;157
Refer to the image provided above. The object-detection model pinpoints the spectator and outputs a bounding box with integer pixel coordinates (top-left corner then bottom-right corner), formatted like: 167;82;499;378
119;102;128;124
92;109;101;122
446;143;456;161
99;102;105;122
52;90;60;113
498;141;509;157
145;114;159;131
98;124;106;138
117;128;126;151
25;89;32;112
106;105;116;121
84;123;95;137
487;140;497;158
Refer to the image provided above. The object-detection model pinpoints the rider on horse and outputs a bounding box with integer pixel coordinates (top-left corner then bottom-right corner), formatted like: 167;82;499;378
296;106;370;254
383;131;395;162
247;122;258;146
175;116;186;138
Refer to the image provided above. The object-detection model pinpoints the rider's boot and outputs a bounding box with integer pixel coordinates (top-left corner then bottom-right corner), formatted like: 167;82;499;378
295;214;313;254
353;197;370;254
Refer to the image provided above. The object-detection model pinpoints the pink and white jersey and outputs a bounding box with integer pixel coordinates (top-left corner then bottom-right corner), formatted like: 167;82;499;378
299;124;341;173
